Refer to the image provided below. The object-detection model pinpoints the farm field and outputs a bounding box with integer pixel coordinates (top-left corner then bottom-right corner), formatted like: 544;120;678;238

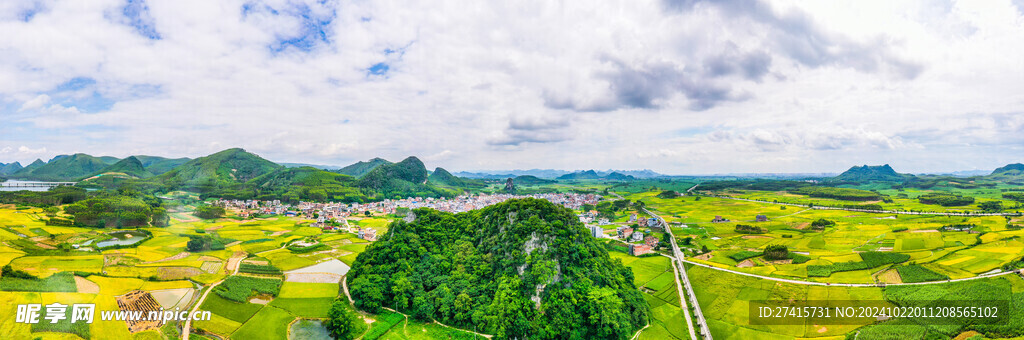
0;202;384;339
1;175;1020;340
628;192;1024;285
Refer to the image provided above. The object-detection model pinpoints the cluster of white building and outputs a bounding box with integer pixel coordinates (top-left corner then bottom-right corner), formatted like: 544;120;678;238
215;193;601;240
345;193;601;215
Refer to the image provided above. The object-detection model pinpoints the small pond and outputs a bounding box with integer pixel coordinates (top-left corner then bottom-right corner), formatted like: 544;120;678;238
289;319;331;340
95;230;148;248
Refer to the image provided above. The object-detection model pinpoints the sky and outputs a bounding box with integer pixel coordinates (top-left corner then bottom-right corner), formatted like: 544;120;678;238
1;0;1023;175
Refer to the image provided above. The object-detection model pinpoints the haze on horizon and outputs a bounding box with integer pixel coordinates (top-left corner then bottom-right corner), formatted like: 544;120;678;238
1;0;1023;175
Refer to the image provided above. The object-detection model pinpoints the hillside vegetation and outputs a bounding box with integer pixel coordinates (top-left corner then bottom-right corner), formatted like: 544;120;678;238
11;153;116;181
90;156;154;179
349;198;649;339
249;166;369;202
336;157;391;177
156;148;282;189
830;164;908;183
357;157;455;199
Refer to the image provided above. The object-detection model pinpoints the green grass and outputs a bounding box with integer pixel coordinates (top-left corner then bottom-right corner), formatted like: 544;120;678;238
268;297;335;318
0;271;76;292
193;313;243;337
728;250;762;262
200;292;263;323
30;314;90;339
238;263;282;275
363;310;406;340
278;282;339;298
896;265;950;283
230;305;294;340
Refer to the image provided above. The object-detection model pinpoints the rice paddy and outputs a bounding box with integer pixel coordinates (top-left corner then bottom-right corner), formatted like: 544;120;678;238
0;203;386;339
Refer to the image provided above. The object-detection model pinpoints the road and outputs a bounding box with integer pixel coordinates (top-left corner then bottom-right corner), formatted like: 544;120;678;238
646;207;712;340
182;259;242;340
666;255;698;340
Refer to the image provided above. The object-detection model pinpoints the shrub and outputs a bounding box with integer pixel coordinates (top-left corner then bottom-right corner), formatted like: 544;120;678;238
918;193;974;206
734;224;766;234
728;251;762;262
239;263;283;275
214;276;282;302
789;253;810;264
790;186;881;201
896;265;949;283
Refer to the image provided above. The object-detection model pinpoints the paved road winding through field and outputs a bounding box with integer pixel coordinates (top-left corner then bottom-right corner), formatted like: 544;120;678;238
182;257;242;340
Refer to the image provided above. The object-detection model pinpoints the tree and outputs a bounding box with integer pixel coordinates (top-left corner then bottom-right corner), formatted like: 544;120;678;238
763;244;789;261
186;236;207;252
193;205;225;219
324;300;357;340
701;245;709;254
364;210;371;217
980;201;1003;213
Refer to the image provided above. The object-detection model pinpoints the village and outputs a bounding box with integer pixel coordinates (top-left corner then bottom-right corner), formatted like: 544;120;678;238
213;192;602;242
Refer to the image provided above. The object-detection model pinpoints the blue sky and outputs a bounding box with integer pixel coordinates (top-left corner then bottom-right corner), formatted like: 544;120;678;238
1;0;1023;174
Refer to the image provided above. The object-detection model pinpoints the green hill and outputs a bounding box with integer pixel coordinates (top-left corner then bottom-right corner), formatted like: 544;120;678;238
427;167;462;186
133;155;191;175
0;162;23;175
830;164;908;183
337;157;392;177
992;163;1024;174
428;167;487;190
357;157;454;199
605;172;636;181
157;148;282;188
557;170;601;180
89;156;154;179
12;154;117;181
348;198;649;339
247;166;368;202
16;159;45;175
989;163;1024;179
512;175;556;185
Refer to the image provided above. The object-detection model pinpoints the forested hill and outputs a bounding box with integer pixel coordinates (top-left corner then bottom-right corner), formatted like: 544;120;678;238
336;157;391;177
356;157;455;199
512;175;555;185
11;153;117;181
993;163;1024;174
133;155;191;175
348;198;649;339
91;156;153;178
427;167;461;186
156;148;281;187
0;162;23;175
557;169;601;180
830;164;909;183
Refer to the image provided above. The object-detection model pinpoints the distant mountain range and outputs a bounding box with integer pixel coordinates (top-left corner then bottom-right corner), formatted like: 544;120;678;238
3;150;1022;190
454;169;663;179
279;162;342;171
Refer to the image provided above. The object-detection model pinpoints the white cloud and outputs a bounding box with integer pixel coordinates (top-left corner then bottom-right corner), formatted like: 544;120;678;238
18;94;50;111
0;0;1022;173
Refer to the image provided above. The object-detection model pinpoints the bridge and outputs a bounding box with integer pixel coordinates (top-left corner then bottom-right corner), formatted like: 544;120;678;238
0;181;77;188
